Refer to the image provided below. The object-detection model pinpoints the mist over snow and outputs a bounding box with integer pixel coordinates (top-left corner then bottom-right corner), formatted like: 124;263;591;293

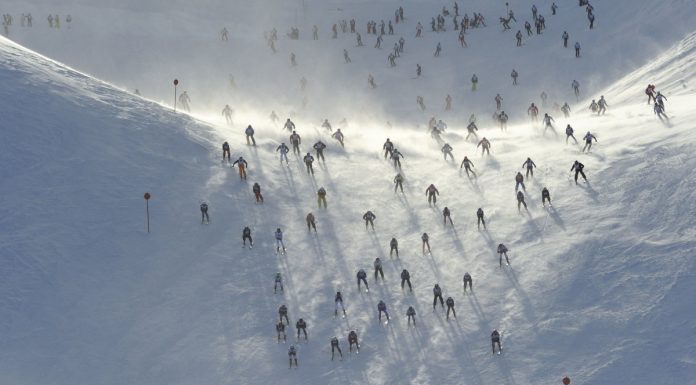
0;1;695;385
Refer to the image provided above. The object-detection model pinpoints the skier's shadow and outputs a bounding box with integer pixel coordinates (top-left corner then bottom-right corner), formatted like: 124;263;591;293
495;349;520;385
503;267;539;333
580;182;599;203
548;206;566;230
486;156;501;170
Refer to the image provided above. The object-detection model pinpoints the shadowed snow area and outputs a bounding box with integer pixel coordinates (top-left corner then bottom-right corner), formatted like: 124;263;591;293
0;1;695;384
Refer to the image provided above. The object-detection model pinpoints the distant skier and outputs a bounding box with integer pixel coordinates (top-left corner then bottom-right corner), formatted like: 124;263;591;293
393;173;405;193
303;153;315;175
288;345;298;368
245;125;256;146
582;131;597;152
390;237;399;257
400;269;412;292
425;184;440;205
178;91;191;112
330;337;343;361
306;212;317;232
200;202;209;223
407;306;417;325
565;125;578;144
232;156;248;180
334;291;346;316
222;105;234;124
279;304;289;324
654;102;668;120
572;79;580;97
296;318;307;340
348;331;359;352
383;138;394;159
589;99;599;113
562;31;569;47
517;191;528;211
363;210;376;230
313;140;327;162
442;143;454;161
276;320;287;342
222;141;231;161
570;160;587;183
543;113;557;136
443;207;453;226
275;228;286;253
357;269;369;291
242;226;253;246
574;41;581;57
492;330;502;354
274;272;284;293
343;49;351;63
391;148;404;168
461;156;476;177
421;232;431;254
561;102;571;117
528;103;539;121
463;272;473;291
434;42;442;57
284;118;296;132
477;138;491;156
497;243;510;266
645;84;656;104
522;157;537;178
471;74;478;91
466;121;479;140
290;131;302;155
541;187;551;207
516;30;523;46
511;69;519;85
377;300;390;322
477;208;486;229
597;96;608;115
515;172;526;192
374;257;384;280
433;283;444;309
276;142;290;164
332;129;345;147
525;20;532;35
445;297;456;320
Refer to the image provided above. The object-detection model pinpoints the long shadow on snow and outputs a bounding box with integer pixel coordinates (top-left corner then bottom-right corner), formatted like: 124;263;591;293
503;267;539;333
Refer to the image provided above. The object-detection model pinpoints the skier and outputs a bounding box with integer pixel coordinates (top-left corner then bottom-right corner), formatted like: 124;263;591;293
348;331;359;353
284;118;296;132
222;141;231;161
561;102;571;117
528;103;539;121
572;79;580;97
290;131;302;155
515;172;526;192
433;283;444;309
303;153;315;175
466;121;479;140
582;131;597;152
597;96;608;115
242;226;253;246
477;208;486;229
645;84;656;104
383;138;394;159
477;137;491;156
251;182;263;203
562;30;569;47
331;129;345;147
654;102;668;120
497;243;510;266
541;187;551;207
357;269;369;292
495;94;503;110
445;94;452;110
517;191;528;211
377;300;390;322
565;125;578;144
245;125;256;146
374;257;384;280
400;269;412;292
445;297;456;320
275;228;286;253
276;320;287;342
330;337;343;361
334;291;346;316
270;111;279;124
394;173;405;193
368;74;377;88
426;184;440;205
422;232;431;254
232;157;248;180
295;318;307;340
222;104;233;124
363;210;376;230
588;12;595;29
306;212;317;232
390;237;399;257
463;272;473;291
290;52;297;66
434;42;442;57
499;110;509;129
461;156;476;177
274;272;284;293
570;160;587;183
492;330;502;354
525;20;533;35
443;207;453;226
288;345;297;368
471;74;478;91
511;69;519;85
276;142;290;164
317;187;327;208
543;113;557;136
199;202;210;223
279;304;290;324
312;140;327;162
574;41;581;57
407;306;417;325
178;91;191;112
343;49;351;63
522;157;537;178
589;99;599;113
391;148;404;168
516;30;523;46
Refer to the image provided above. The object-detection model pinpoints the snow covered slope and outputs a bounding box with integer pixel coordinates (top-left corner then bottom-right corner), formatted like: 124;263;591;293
1;1;696;384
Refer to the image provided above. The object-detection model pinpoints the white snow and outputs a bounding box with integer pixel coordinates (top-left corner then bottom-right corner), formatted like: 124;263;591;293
0;1;695;384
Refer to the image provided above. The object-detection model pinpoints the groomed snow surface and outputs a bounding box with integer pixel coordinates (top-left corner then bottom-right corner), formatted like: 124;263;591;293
0;1;695;384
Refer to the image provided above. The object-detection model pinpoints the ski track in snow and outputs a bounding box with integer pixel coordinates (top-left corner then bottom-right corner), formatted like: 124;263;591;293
0;1;695;384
